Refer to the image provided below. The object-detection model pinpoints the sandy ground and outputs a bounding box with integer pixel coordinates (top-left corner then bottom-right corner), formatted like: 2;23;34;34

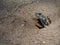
0;0;60;45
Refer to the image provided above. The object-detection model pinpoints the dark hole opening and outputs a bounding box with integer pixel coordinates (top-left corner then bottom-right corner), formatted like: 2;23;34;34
35;19;45;29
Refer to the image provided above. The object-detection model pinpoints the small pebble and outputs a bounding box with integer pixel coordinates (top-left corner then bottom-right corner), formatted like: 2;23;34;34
42;41;46;43
21;24;24;27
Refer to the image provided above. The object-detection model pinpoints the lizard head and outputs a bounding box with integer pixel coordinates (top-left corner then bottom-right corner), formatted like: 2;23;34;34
35;13;42;17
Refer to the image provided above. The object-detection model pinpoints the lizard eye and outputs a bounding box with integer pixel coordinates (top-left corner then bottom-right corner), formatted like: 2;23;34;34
39;13;42;15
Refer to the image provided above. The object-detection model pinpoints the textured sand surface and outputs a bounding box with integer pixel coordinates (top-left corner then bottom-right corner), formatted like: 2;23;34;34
0;0;60;45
